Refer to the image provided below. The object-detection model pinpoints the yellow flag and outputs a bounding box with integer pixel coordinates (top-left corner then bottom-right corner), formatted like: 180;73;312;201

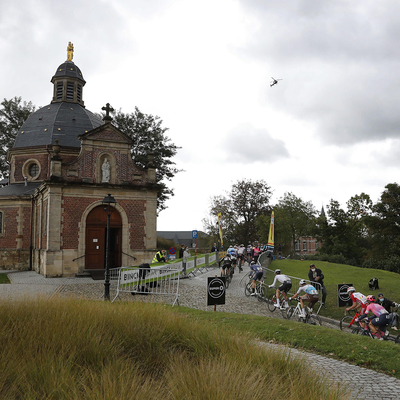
267;211;274;252
218;213;224;248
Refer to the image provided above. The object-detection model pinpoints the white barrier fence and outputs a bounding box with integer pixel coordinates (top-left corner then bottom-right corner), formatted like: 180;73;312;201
112;264;181;306
111;252;221;305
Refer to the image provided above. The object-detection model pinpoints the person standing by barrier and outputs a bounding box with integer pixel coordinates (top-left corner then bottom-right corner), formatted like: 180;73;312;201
377;293;399;330
182;246;190;275
179;244;185;259
308;264;327;306
152;249;167;264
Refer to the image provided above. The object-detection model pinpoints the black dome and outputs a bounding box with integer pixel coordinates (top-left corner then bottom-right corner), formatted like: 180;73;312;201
14;102;103;148
52;61;85;84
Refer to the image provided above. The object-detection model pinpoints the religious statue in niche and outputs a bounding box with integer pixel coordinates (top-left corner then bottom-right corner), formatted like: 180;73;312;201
102;158;111;183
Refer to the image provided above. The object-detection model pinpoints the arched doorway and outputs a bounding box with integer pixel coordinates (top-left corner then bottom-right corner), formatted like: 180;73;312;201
85;205;122;270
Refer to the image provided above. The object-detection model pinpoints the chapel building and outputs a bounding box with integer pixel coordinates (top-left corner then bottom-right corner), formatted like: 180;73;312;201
0;45;158;276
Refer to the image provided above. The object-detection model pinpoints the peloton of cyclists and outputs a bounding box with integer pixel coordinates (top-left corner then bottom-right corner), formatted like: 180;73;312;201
356;295;393;340
269;269;292;309
289;279;319;318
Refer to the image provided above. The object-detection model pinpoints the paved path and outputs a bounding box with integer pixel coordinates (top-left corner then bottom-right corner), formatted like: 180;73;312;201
1;267;400;399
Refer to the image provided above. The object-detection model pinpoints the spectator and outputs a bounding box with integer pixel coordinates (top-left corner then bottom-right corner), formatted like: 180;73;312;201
377;293;399;330
211;243;218;252
152;249;167;264
179;244;185;259
308;264;327;306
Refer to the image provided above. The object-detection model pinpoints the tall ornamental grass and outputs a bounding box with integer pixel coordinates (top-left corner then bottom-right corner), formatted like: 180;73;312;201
0;297;348;399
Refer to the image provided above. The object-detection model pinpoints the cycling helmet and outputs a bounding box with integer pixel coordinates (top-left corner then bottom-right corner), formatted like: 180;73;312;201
347;286;355;293
275;269;281;275
366;295;376;302
250;261;256;265
299;279;306;285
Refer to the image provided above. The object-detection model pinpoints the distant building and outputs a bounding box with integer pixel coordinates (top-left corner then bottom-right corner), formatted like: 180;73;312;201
157;231;208;248
294;236;320;255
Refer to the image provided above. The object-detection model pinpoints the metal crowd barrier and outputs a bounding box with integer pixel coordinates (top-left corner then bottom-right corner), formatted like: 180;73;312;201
112;264;181;306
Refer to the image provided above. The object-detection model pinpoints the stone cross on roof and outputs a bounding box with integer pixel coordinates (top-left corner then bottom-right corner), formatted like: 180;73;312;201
102;103;114;122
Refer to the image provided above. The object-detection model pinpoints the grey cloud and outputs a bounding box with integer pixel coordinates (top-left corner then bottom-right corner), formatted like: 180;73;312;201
222;123;290;163
236;0;400;146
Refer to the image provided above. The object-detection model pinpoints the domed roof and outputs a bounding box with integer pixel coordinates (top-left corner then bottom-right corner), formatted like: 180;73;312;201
13;102;103;148
52;61;85;84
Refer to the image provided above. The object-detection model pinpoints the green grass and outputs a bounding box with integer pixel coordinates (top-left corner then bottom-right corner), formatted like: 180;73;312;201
265;259;400;321
0;273;10;284
174;306;400;379
0;298;348;400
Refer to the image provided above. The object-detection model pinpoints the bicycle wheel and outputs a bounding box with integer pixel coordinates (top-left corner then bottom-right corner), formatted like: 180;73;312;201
286;306;296;319
257;285;267;302
306;313;322;326
267;294;277;312
361;329;374;339
340;316;355;334
244;282;252;297
395;334;400;344
351;327;361;334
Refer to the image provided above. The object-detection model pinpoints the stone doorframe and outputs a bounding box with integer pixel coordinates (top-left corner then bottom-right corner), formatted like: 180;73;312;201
77;200;130;272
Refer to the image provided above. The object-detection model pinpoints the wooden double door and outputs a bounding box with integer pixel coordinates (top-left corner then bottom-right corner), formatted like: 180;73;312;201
85;206;122;270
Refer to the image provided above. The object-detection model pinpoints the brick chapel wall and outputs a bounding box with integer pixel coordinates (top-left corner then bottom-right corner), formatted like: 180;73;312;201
61;196;95;249
118;199;146;249
0;208;19;249
13;154;49;182
22;206;31;248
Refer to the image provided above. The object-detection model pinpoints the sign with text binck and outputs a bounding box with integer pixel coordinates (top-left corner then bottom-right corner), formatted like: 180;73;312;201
207;276;226;306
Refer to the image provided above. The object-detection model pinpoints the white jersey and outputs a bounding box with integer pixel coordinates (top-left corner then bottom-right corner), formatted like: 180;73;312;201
271;274;291;287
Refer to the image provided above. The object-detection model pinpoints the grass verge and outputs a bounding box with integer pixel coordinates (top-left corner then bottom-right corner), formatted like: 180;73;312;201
0;297;348;400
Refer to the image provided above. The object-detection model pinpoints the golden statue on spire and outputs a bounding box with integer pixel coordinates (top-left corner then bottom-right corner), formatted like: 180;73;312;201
67;42;74;61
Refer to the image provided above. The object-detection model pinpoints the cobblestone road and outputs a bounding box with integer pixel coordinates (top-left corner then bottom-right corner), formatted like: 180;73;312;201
2;267;400;399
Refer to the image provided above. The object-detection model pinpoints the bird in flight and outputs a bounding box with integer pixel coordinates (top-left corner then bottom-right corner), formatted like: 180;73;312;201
270;77;282;87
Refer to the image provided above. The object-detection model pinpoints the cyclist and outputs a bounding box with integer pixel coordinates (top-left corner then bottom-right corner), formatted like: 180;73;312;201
226;245;237;271
220;253;233;277
250;261;263;296
269;269;292;309
252;242;261;264
246;244;252;263
289;279;319;318
237;244;246;272
357;295;392;339
377;293;399;330
345;287;368;316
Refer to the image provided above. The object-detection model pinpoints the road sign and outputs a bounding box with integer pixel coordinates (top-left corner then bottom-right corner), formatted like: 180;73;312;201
169;247;176;255
192;230;198;239
207;276;226;306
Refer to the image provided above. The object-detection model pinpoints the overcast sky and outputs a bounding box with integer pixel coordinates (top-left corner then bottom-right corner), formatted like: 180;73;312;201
1;0;400;232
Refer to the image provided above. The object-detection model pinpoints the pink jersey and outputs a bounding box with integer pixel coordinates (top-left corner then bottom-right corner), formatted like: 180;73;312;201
365;303;388;317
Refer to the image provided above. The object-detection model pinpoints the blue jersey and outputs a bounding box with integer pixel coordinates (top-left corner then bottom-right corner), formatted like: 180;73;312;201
297;284;318;295
227;247;237;256
250;264;262;273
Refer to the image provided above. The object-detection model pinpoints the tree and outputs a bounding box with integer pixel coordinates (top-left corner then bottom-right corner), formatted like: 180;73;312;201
111;107;181;213
0;97;36;178
203;179;272;245
272;192;317;255
365;183;400;258
316;194;372;264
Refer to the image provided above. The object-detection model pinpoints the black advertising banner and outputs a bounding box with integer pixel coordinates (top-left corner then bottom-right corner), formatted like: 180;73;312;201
337;283;353;307
207;276;226;306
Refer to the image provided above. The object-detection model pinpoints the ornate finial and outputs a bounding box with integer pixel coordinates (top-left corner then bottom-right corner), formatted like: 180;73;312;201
102;103;114;122
67;42;74;61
